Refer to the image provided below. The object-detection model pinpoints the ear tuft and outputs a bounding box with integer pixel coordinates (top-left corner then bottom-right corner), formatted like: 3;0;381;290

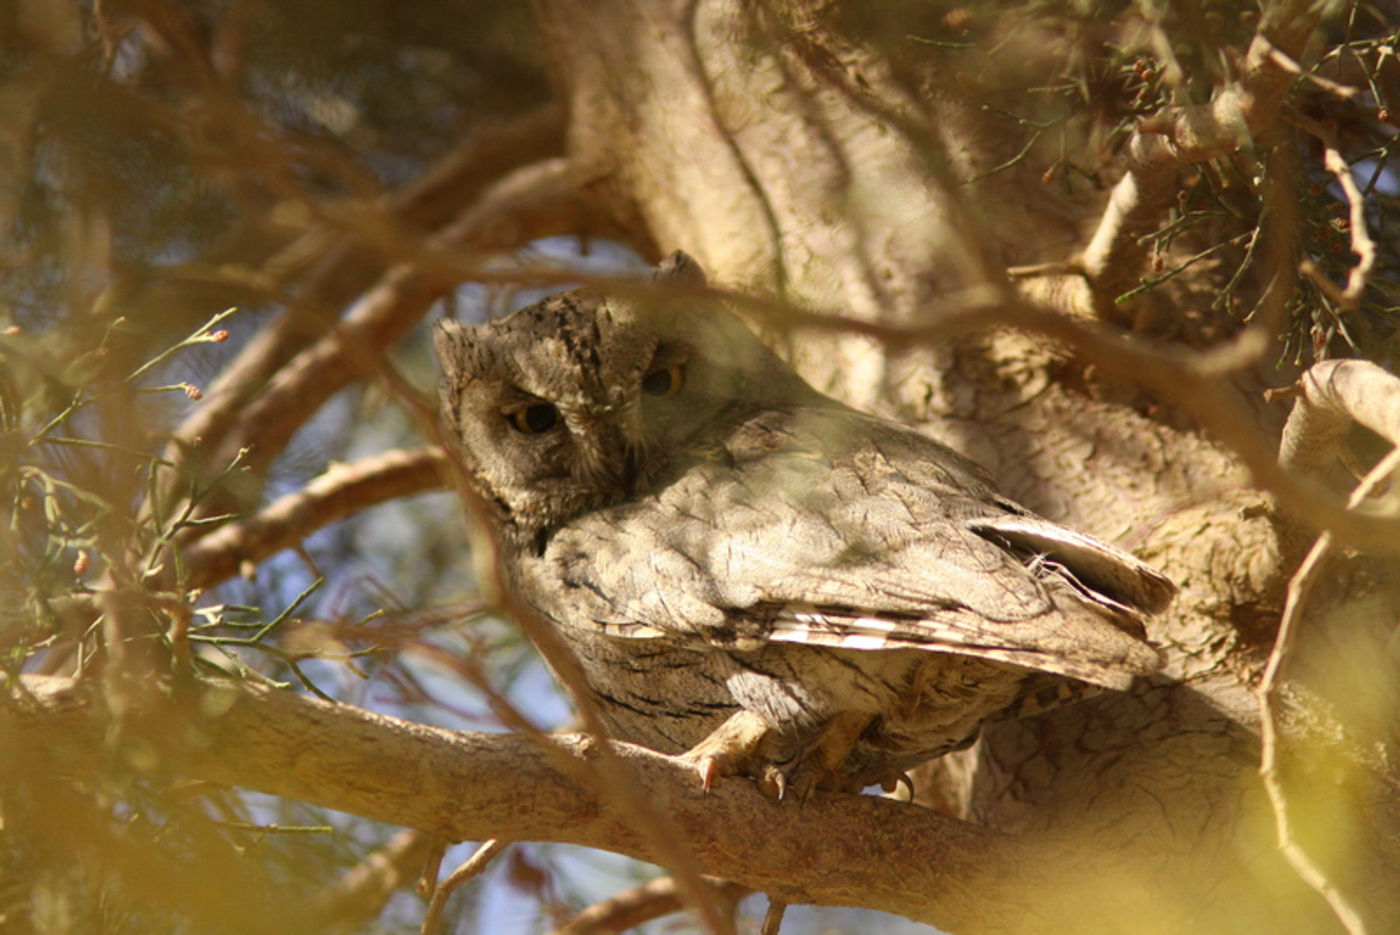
652;250;707;289
432;318;466;373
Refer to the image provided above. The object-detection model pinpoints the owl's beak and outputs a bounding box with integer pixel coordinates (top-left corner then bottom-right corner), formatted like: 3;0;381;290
571;415;644;495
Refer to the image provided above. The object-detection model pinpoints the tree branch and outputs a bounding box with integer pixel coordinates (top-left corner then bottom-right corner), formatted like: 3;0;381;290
178;446;448;590
8;674;1066;934
163;103;567;493
1276;359;1400;478
1080;0;1333;317
549;876;749;935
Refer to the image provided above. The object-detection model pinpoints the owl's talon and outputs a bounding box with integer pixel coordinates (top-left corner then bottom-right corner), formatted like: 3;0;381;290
877;771;915;801
758;765;787;801
692;756;720;792
678;710;774;792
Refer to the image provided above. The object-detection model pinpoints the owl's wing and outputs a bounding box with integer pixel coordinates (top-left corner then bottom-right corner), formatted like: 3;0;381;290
530;408;1171;690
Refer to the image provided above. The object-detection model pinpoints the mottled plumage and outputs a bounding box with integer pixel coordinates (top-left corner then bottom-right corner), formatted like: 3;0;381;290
434;252;1174;795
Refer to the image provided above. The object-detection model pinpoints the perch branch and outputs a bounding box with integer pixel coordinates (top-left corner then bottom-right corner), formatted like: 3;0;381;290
6;674;1075;934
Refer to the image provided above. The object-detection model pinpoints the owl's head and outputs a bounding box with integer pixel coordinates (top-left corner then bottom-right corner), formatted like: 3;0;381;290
433;251;815;545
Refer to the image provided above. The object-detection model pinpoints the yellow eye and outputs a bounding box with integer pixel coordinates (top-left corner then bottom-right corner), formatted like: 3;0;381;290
508;403;559;434
641;364;684;398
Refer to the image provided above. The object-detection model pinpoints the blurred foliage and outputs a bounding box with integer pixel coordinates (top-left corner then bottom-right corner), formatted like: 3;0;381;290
2;1;1399;934
0;0;547;357
1;2;547;932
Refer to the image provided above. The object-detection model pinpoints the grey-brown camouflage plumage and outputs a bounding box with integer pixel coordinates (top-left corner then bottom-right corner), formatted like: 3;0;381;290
434;252;1174;794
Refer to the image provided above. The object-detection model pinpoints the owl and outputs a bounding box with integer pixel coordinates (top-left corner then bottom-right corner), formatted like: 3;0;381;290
433;252;1174;798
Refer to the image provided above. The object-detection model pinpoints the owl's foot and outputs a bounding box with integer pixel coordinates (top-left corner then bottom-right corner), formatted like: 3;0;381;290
769;711;872;802
678;710;875;801
678;710;775;792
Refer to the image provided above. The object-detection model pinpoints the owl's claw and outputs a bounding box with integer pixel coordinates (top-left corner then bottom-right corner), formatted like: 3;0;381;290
679;710;875;801
678;710;774;793
758;764;787;801
875;770;915;801
780;710;873;802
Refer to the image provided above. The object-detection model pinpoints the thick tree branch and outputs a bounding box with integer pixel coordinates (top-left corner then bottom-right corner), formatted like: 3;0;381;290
8;674;1078;934
1276;359;1400;478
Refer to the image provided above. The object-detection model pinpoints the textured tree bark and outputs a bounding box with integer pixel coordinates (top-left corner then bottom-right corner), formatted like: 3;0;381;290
0;675;1031;933
523;0;1396;931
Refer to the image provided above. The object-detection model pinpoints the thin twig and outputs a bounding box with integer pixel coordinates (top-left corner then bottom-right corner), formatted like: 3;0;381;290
420;839;508;935
1258;447;1400;935
761;898;788;935
1263;40;1359;99
1322;144;1377;306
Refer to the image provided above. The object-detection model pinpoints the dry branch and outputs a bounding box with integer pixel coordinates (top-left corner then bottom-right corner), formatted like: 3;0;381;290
1080;0;1333;315
421;839;508;935
178;446;448;590
164;103;567;491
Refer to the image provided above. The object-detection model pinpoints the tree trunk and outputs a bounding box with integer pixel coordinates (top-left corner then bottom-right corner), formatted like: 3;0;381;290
527;0;1397;930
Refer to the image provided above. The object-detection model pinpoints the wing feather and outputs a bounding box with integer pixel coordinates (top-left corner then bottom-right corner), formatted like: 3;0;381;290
528;404;1172;691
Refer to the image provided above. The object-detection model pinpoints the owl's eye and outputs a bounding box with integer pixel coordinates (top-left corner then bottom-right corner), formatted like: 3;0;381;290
508;403;560;434
641;364;685;399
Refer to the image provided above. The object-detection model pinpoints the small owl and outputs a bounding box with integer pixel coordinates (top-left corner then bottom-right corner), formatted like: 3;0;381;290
434;252;1174;797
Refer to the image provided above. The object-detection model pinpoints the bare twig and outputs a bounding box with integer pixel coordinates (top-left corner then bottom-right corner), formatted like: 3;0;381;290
1264;43;1359;99
1257;446;1400;935
761;898;788;935
420;839;508;935
1322;144;1377;307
